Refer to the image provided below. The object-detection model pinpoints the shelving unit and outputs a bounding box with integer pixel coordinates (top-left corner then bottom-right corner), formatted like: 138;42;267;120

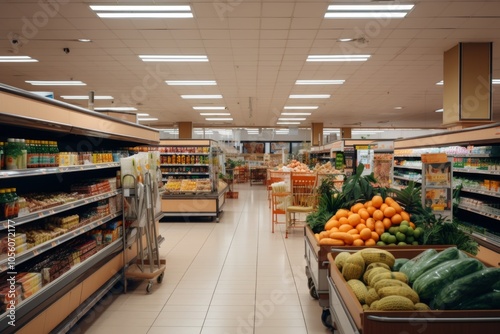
0;83;159;334
394;123;500;261
153;140;228;222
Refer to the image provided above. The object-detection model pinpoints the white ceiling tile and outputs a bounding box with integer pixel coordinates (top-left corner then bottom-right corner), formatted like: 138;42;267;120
196;18;229;29
260;40;287;48
200;29;231;40
228;18;260;30
290;18;322;30
261;18;291;30
262;3;295;18
229;30;260;40
260;30;289;39
292;3;327;18
226;3;261;18
170;30;202;40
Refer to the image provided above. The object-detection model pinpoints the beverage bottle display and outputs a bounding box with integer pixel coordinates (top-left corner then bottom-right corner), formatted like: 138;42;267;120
6;188;19;218
52;141;60;166
19;138;27;169
0;142;4;169
0;189;8;220
5;138;20;170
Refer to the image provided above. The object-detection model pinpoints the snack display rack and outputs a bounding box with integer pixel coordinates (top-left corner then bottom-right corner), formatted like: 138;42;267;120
0;83;159;334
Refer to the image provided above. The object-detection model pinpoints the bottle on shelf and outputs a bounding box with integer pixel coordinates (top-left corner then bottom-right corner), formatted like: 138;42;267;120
0;189;8;220
5;138;21;170
0;141;4;170
19;138;27;169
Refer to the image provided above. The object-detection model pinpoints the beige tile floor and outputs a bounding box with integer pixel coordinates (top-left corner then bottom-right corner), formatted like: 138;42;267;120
72;183;332;334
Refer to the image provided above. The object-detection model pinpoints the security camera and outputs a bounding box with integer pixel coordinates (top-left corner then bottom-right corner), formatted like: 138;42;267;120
11;39;19;45
63;48;70;54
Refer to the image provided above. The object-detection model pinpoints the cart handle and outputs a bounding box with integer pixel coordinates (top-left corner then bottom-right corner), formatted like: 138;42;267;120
366;315;500;323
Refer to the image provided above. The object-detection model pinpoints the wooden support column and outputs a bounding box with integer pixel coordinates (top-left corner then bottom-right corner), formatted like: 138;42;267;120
311;123;323;146
178;122;193;139
443;42;493;129
341;127;352;139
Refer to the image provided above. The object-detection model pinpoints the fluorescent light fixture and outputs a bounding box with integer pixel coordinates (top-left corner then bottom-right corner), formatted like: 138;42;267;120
26;80;86;86
307;55;370;62
289;94;330;99
284;106;318;110
435;108;444;113
60;95;113;100
438;79;500;85
137;117;158;121
325;4;414;19
166;80;216;86
338;38;355;42
140;55;208;62
351;130;384;134
279;118;306;121
281;112;312;116
193;106;226;110
78;38;92;43
393;106;404;110
295;80;345;85
277;122;300;125
205;118;233;121
199;113;231;116
137;113;149;116
90;5;193;18
181;95;222;99
94;107;138;111
0;56;38;62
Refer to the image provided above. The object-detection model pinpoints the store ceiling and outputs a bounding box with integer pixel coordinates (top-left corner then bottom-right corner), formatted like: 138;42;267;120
1;0;500;130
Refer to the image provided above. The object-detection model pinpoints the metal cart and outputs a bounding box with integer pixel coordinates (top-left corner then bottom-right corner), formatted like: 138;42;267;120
122;172;166;294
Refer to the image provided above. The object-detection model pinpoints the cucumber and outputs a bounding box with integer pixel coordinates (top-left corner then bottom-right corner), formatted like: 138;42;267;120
399;249;437;277
432;267;500;310
409;247;460;283
412;258;484;301
455;290;500;310
392;258;409;272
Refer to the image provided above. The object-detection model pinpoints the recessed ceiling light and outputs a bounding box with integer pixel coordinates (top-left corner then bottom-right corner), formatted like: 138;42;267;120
205;118;233;121
78;39;92;43
26;80;86;86
438;79;500;85
307;55;370;62
0;56;38;62
281;113;312;116
94;107;138;111
137;113;149;116
295;80;345;85
193;106;226;110
352;130;384;134
289;94;330;99
325;4;414;19
436;80;444;85
181;95;222;99
277;122;301;125
394;106;404;110
90;5;193;18
137;117;158;121
60;95;113;100
284;106;319;110
278;118;306;121
199;113;231;116
435;108;444;113
166;80;216;86
139;55;208;62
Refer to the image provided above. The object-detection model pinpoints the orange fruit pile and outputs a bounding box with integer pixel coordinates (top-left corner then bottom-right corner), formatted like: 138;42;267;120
317;195;415;246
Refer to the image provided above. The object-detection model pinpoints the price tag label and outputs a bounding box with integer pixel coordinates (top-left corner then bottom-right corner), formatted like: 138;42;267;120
52;241;58;247
33;249;39;256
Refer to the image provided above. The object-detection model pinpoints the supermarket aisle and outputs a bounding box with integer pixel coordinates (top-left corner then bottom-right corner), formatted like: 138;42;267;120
73;183;331;334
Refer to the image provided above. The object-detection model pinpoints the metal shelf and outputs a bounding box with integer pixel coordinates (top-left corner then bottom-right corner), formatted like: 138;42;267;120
160;152;208;156
0;211;121;272
0;238;123;333
160;164;209;167
0;162;120;180
453;167;500;176
461;187;500;198
0;189;122;231
393;175;422;183
458;204;500;221
393;165;422;170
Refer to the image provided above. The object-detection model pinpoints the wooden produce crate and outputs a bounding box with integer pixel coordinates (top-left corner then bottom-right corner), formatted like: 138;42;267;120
326;249;500;334
304;225;451;309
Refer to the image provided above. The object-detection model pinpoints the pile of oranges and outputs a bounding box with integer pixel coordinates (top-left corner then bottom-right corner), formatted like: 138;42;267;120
316;195;415;246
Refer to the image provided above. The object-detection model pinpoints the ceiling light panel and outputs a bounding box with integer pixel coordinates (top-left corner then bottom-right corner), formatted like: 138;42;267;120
307;55;370;62
281;113;312;116
295;80;345;85
199;113;231;116
137;117;158;121
94;107;138;111
289;94;330;99
284;106;319;110
181;95;222;99
205;118;233;121
0;56;38;62
166;80;217;86
90;5;193;18
325;4;414;19
193;106;226;110
139;55;208;62
26;80;86;86
277;122;300;125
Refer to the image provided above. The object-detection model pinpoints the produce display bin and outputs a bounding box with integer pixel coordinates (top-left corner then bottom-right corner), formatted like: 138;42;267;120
326;249;500;334
304;225;453;329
